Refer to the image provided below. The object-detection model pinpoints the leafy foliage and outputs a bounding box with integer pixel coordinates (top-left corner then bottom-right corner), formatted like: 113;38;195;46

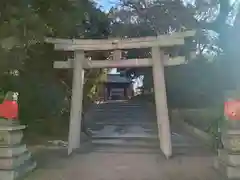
0;0;109;136
109;0;240;108
1;0;240;141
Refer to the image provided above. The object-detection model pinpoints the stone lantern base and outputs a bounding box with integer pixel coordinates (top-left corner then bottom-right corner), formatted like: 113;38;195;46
0;120;36;180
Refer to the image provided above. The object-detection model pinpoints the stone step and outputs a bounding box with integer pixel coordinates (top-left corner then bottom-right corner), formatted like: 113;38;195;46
85;116;155;120
91;109;151;112
93;103;143;105
87;123;158;128
91;137;202;148
92;105;145;108
86;116;156;119
85;115;156;119
86;112;154;115
87;122;158;125
92;138;159;148
86;110;154;113
91;143;161;154
90;105;146;107
90;110;153;113
89;126;158;139
91;140;206;156
91;146;207;156
91;108;146;111
0;160;36;180
86;119;156;122
91;107;147;109
86;113;153;117
91;133;157;139
90;106;150;110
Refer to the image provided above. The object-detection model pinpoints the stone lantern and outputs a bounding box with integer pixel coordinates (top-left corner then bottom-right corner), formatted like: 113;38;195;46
0;91;36;180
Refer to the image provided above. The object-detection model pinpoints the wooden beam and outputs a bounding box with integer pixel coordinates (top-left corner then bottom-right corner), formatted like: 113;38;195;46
45;30;195;51
53;56;186;69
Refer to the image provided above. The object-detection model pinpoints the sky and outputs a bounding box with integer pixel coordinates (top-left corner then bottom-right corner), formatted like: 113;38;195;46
96;0;115;11
97;0;238;11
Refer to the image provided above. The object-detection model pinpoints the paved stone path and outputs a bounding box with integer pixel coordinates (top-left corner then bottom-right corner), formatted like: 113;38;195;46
24;99;222;180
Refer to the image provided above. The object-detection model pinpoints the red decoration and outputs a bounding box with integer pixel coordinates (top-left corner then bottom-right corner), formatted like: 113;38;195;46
224;100;240;120
0;100;18;120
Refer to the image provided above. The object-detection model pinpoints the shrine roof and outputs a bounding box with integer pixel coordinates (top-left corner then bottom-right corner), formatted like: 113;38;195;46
104;74;131;83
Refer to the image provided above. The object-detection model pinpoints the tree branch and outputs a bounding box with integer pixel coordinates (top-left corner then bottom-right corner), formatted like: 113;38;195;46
198;0;232;33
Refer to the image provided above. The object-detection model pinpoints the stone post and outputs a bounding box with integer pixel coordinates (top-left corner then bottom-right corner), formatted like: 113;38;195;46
0;120;36;180
214;90;240;179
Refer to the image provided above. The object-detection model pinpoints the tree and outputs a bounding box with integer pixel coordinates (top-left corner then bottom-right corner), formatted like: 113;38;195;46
192;0;240;88
108;0;240;108
0;0;110;136
109;0;198;91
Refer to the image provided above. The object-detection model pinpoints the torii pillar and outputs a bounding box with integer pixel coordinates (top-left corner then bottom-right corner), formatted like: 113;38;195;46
152;46;172;158
68;51;85;155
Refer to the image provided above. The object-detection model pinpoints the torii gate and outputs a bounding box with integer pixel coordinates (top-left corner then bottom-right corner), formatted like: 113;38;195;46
46;30;195;158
